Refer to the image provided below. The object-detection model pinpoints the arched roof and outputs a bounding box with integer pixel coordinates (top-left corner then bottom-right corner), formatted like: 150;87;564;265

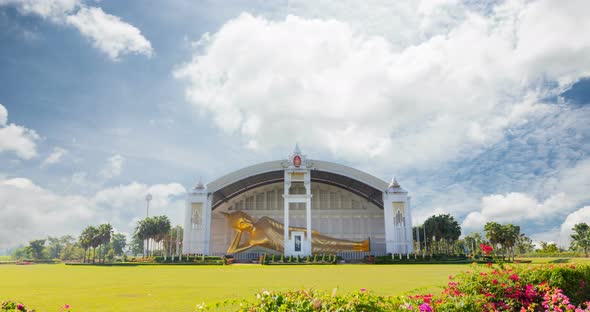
206;160;389;209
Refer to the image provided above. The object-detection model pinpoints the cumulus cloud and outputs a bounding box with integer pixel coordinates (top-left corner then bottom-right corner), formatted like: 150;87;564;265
175;0;590;168
462;192;576;231
66;7;153;60
0;177;186;249
0;0;78;21
0;0;152;60
0;103;7;126
559;206;590;247
0;177;94;248
99;154;124;179
0;104;39;159
41;147;67;166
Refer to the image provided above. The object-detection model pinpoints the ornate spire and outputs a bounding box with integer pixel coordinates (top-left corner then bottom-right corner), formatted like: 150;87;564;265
293;143;301;155
387;176;406;193
286;143;310;168
194;177;205;190
389;177;400;188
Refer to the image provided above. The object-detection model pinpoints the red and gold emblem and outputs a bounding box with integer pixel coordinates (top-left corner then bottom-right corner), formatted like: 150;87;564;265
293;155;301;167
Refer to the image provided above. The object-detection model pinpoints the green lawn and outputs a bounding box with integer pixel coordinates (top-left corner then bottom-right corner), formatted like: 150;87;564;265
516;257;590;264
0;264;468;311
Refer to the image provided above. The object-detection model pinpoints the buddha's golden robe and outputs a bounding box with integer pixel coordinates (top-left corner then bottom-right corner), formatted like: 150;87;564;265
222;211;369;254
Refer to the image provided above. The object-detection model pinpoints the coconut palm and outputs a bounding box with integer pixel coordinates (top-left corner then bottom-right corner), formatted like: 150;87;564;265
79;226;98;263
97;223;113;263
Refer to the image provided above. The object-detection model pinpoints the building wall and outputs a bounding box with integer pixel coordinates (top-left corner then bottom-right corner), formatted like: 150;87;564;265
209;182;386;257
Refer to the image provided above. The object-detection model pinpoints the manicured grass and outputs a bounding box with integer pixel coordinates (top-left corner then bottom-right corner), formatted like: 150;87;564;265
517;257;590;264
0;264;468;311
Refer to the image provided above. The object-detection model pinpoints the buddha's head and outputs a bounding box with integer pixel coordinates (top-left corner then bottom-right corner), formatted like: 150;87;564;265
220;211;255;232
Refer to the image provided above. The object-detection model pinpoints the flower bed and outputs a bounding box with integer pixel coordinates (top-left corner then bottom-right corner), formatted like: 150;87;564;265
207;263;590;311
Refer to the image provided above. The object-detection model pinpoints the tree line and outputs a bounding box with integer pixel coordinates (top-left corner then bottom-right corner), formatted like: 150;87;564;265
10;215;183;262
413;214;535;258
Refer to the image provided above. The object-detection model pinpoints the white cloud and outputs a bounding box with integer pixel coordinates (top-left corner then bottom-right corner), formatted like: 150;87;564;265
0;0;79;22
175;1;590;168
41;147;67;167
553;158;590;203
0;123;40;160
462;192;576;230
0;104;7;126
559;206;590;248
93;182;186;224
0;177;186;249
0;1;153;60
0;177;94;248
285;0;466;49
66;7;153;60
0;104;40;159
99;154;124;179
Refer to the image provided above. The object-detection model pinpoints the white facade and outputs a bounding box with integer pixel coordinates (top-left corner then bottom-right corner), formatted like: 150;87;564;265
382;178;413;254
183;146;414;257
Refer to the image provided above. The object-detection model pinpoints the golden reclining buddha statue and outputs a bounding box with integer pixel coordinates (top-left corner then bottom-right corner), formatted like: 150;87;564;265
220;211;370;254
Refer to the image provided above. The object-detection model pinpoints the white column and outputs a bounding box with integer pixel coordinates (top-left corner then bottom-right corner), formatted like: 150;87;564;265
405;196;413;253
182;200;191;254
305;175;312;250
183;186;210;255
283;172;291;249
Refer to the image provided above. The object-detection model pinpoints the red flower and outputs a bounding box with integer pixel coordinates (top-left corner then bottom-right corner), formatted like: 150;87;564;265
509;274;519;282
480;244;493;255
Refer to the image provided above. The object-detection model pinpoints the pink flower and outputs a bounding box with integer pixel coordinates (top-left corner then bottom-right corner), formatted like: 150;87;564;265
360;288;366;292
64;304;70;309
509;274;519;282
16;303;25;311
419;303;433;312
492;279;498;285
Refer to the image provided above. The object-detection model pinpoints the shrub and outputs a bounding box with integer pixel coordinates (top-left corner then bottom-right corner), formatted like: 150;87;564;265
208;264;590;311
1;300;34;312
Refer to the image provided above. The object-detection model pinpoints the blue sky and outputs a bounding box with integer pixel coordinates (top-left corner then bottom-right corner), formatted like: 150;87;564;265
0;0;589;252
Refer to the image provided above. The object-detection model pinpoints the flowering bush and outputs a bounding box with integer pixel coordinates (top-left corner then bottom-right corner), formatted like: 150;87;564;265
203;264;590;311
480;243;494;255
1;300;33;312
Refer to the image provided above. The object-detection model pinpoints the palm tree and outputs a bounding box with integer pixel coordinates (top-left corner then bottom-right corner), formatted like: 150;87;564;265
98;223;113;263
570;223;590;256
484;222;502;257
79;226;97;263
153;216;171;255
424;214;462;254
502;224;520;261
89;227;101;264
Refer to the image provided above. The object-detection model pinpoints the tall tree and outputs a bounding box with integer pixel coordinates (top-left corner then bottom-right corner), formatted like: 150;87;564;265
79;226;97;263
502;224;520;261
97;223;113;263
26;239;46;260
423;214;461;254
111;233;127;257
515;233;534;255
484;222;503;257
570;223;590;256
46;236;63;259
